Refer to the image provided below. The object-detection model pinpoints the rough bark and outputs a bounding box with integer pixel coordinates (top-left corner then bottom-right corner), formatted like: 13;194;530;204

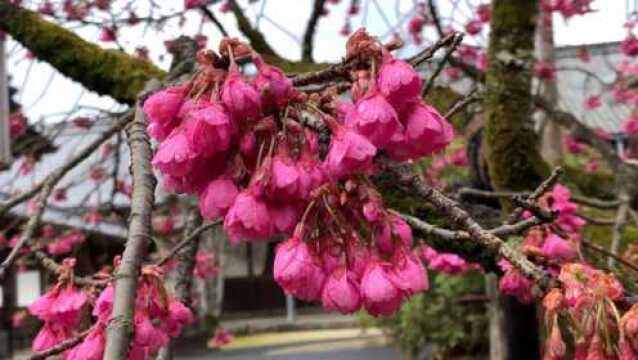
0;0;165;104
104;99;157;359
483;1;545;359
484;0;549;209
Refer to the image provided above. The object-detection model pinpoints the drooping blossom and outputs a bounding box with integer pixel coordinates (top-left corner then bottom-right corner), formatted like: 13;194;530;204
143;86;187;141
360;261;403;316
321;268;362;314
273;231;326;302
345;84;401;148
253;54;294;110
184;101;235;157
199;177;239;221
324;121;377;179
377;53;422;112
563;135;587;154
223;187;273;243
221;63;262;121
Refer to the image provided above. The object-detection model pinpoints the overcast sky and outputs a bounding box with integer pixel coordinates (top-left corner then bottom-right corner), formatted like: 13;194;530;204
4;0;632;123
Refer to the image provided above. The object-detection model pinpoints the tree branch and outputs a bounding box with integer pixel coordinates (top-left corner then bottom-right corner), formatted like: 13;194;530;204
380;157;553;287
301;0;327;62
0;0;165;104
200;6;229;36
156;220;221;267
28;328;91;360
104;96;158;358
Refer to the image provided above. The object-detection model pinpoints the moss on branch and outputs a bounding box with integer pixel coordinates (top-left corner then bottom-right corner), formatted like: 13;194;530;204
0;0;165;104
484;0;549;210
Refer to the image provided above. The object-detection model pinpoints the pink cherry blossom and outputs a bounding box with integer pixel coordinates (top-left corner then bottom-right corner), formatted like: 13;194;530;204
253;55;294;109
465;19;483;35
361;261;403;316
428;253;473;274
152;127;198;177
183;101;235;157
221;63;262;121
145;91;188;140
542;233;577;262
377;54;422;112
345;86;401;148
624;115;638;136
274;233;326;302
199;177;239;220
65;324;106;360
321;268;362;314
386;101;454;160
563;135;587;154
584;95;601;110
194;251;219;279
390;250;428;296
499;270;533;304
224;188;273;243
477;4;491;22
324;123;377;179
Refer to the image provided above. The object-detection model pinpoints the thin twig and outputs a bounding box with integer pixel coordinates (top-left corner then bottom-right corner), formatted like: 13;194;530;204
156;220;220;267
505;167;563;224
200;6;229;36
301;0;327;62
583;241;638;274
422;32;464;97
443;88;480;119
28;328;91;360
400;212;543;243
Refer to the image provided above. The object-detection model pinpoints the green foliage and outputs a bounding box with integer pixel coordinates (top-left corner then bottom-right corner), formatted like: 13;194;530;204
367;272;488;359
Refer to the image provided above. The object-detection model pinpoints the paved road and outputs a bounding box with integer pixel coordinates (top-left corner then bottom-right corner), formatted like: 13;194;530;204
176;332;402;360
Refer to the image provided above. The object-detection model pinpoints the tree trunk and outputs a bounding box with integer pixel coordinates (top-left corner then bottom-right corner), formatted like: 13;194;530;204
484;1;547;359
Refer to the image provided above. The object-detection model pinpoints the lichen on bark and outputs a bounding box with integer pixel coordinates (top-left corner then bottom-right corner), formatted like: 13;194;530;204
484;0;549;211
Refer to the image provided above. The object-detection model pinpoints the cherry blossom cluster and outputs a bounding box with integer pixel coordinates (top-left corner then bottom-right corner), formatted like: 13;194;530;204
144;31;454;316
499;184;585;303
542;264;633;359
70;266;192;359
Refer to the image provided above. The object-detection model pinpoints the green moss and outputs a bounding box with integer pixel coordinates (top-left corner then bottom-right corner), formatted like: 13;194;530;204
483;0;549;211
0;1;165;104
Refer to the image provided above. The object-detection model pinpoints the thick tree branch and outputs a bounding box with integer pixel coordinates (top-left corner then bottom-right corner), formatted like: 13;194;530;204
0;0;165;104
104;97;158;358
301;0;327;62
381;158;553;287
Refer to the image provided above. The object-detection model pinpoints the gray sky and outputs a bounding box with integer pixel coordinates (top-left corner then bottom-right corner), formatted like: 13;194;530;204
5;0;632;123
